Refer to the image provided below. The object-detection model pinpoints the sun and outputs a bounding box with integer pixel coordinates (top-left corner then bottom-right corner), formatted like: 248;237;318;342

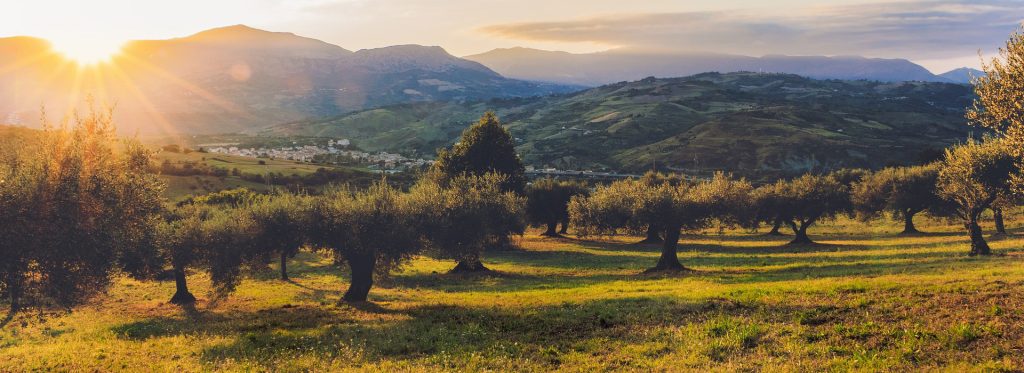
48;37;126;65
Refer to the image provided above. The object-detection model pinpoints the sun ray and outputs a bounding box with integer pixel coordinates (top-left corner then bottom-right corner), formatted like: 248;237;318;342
103;62;182;142
115;53;254;119
20;58;77;122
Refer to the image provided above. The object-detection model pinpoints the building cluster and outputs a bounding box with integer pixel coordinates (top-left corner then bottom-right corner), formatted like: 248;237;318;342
205;139;432;171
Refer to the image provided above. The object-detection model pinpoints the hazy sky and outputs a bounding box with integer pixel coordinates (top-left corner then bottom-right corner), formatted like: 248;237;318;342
3;0;1021;72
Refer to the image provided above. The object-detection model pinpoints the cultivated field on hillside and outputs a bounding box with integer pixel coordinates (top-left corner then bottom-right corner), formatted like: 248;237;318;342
2;215;1022;371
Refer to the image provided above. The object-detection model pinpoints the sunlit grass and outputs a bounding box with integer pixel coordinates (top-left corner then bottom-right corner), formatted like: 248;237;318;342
2;215;1023;371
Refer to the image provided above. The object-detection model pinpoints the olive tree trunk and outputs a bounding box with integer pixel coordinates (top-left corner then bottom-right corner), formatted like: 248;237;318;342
967;218;992;256
766;218;784;236
639;224;663;244
541;221;559;237
169;266;196;305
451;254;490;273
901;209;920;235
559;221;569;235
647;226;685;272
279;252;290;281
343;252;376;302
788;220;815;245
993;208;1007;235
2;275;22;325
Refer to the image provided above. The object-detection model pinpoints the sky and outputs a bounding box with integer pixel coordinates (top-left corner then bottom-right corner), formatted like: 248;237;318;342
2;0;1021;72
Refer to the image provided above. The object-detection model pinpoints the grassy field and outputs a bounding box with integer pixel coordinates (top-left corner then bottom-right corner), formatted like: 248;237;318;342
155;151;360;177
153;151;378;201
2;216;1023;371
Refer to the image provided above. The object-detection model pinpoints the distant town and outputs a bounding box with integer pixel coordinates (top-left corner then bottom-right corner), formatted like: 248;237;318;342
201;139;434;171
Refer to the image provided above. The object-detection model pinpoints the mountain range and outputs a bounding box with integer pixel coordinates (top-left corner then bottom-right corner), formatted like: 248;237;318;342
266;72;979;177
464;47;982;86
0;25;984;136
0;25;575;134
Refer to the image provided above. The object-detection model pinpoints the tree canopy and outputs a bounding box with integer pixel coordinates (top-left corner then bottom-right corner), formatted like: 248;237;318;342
571;173;751;272
937;139;1020;255
308;183;423;302
852;164;943;234
526;178;589;236
431;112;526;194
0;108;164;315
409;173;525;273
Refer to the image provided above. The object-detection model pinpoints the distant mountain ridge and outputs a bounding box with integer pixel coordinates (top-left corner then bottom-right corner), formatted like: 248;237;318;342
0;25;576;135
938;67;986;84
267;72;978;178
464;47;968;86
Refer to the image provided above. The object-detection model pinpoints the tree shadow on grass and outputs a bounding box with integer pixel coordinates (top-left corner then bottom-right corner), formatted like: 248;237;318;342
110;295;848;370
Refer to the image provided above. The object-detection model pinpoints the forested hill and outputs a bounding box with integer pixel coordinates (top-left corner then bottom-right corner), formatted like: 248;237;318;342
264;72;979;178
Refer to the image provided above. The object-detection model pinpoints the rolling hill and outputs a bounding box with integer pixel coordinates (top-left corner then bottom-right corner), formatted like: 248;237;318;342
464;47;954;86
266;72;979;178
0;25;576;135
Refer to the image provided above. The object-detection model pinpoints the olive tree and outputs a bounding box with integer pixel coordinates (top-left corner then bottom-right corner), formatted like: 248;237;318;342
968;27;1024;192
409;174;525;273
157;203;261;305
571;173;752;272
751;181;789;236
774;174;849;245
526;178;588;236
246;193;312;281
937;139;1020;255
309;183;423;302
852;164;942;234
1;107;164;319
635;172;687;242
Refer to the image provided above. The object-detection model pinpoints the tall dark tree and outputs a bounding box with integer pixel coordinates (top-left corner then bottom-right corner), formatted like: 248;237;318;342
526;178;589;236
852;164;942;234
309;183;423;302
431;111;526;193
409;174;525;273
429;111;527;268
1;106;164;319
937;139;1020;255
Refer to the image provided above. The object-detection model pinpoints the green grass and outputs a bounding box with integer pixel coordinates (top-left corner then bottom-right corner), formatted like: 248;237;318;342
154;151;376;201
2;216;1024;371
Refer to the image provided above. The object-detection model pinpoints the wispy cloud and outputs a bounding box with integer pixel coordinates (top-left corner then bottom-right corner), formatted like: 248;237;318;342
480;0;1023;60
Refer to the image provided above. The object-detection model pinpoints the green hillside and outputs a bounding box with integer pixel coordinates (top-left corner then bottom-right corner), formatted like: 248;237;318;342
264;73;978;178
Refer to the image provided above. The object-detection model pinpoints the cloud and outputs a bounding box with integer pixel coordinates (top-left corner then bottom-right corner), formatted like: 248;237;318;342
480;0;1023;60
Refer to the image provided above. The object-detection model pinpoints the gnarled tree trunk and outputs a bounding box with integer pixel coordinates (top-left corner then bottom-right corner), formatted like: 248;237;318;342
279;252;290;281
647;227;685;272
343;252;376;302
765;218;784;236
2;275;22;325
993;208;1007;235
451;254;490;273
901;209;920;235
638;224;663;244
559;220;569;235
967;219;991;256
788;220;814;245
169;266;196;305
541;221;559;237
